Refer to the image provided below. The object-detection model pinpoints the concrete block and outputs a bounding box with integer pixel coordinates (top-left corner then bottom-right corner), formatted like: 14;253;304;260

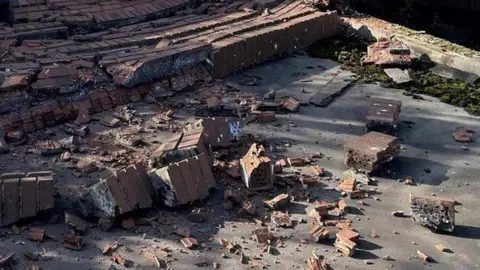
410;194;455;232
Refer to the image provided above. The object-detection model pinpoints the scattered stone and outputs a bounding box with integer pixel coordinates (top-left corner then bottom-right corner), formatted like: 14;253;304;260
98;217;115;232
404;176;415;185
65;212;88;234
60;151;72;161
74;109;90;125
383;255;394;261
175;227;191;237
410;194;455;232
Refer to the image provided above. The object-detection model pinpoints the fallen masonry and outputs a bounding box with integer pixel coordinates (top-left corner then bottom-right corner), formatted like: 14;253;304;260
410;194;455;232
344;131;401;173
240;143;273;190
365;98;402;135
89;163;155;217
0;171;54;227
361;39;412;67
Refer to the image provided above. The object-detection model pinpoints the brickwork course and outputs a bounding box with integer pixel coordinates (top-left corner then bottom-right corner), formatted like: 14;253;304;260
0;171;55;226
0;0;340;136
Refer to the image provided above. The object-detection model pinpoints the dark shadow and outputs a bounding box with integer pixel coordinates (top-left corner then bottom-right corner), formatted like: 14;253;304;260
445;225;480;240
357;239;382;251
353;250;379;260
346;206;364;216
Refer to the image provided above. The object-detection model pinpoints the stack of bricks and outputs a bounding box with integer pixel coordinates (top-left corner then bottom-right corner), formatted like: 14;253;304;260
344;131;400;173
0;171;55;226
90;163;155;217
365;98;402;135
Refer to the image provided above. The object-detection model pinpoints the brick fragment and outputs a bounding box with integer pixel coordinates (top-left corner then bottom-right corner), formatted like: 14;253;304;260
453;126;474;142
101;116;120;128
111;253;131;266
434;244;447;252
336;228;360;242
281;97;300;112
366;98;402;135
63;235;84;250
65;212;88;235
240;143;273;190
309;226;329;242
344;132;400;173
416;250;431;262
252;228;272;244
307;252;329;270
181;237;199;249
183;117;233;148
254;111;276;122
410;194;455;232
334;236;357;257
264;193;289;210
271;211;292;227
27;228;45;241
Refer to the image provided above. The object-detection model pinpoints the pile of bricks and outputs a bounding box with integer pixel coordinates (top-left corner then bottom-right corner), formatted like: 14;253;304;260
0;171;55;226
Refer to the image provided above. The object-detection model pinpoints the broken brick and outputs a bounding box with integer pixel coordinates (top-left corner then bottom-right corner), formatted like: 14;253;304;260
103;243;120;255
434;244;447;252
121;218;135;230
76;160;98;174
337;176;356;192
416;250;431;262
362;40;412;67
271;211;293;227
264;194;290;210
101;116;120;128
338;200;347;214
74;109;90;126
63;235;84;250
287;157;311;167
183;117;233;148
240;144;273;190
344;132;400;173
309;165;324;176
65;212;88;234
336;228;360;242
334;236;357;257
40;140;62;156
453;126;474;143
218;238;238;253
111;253;131;267
181;237;199;249
366;98;402;135
254;111;276;122
281;97;300;112
252;228;273;244
307;252;329;270
5;130;26;144
410;194;455;232
27;228;45;242
309;226;329;242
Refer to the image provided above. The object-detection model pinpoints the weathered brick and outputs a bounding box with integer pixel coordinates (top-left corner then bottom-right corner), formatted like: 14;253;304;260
344;132;400;173
366;98;402;135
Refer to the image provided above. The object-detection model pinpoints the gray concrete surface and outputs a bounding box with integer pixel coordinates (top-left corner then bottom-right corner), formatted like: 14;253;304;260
0;55;479;270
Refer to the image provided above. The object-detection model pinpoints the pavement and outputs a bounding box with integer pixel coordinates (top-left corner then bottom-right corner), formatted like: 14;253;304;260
0;54;479;270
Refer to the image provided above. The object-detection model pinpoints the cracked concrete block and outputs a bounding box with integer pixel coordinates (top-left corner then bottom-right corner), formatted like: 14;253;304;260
410;194;455;232
90;163;154;217
366;98;402;135
240;144;273;190
344;132;400;173
148;153;215;207
0;171;54;227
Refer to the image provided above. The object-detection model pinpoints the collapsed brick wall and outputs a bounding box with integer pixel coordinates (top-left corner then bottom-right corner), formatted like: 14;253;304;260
0;171;54;226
